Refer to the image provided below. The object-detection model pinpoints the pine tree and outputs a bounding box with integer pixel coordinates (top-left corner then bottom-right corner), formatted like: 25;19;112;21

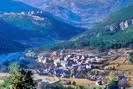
0;64;37;89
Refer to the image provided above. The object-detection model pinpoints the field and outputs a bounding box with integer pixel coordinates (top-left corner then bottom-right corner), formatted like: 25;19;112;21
118;49;133;53
110;57;127;64
108;50;133;88
34;74;105;88
61;77;96;85
61;78;105;89
35;74;96;85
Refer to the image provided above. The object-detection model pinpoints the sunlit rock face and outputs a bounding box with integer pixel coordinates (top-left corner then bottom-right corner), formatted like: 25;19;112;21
106;19;133;31
16;0;133;28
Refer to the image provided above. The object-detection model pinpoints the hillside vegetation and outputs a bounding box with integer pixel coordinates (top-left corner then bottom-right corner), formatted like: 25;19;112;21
0;39;25;54
31;3;133;52
0;12;85;54
0;19;34;54
73;3;133;40
1;13;84;40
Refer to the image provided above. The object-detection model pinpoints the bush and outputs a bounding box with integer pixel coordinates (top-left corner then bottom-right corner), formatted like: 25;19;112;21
67;80;72;85
107;81;119;89
129;53;133;63
72;81;76;85
0;64;36;89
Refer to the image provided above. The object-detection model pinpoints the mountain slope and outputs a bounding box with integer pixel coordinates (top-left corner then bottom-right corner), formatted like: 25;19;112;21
30;3;133;52
1;12;84;40
0;38;25;54
0;0;41;54
0;19;36;54
72;3;133;40
16;0;133;28
0;0;39;13
0;0;85;54
0;12;85;54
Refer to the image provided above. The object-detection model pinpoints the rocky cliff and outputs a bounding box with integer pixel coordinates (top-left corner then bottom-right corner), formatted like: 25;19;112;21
71;3;133;41
106;19;133;31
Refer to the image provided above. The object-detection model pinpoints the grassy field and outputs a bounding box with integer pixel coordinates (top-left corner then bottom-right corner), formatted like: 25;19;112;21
110;57;127;64
35;74;96;86
109;51;133;88
117;65;133;71
118;49;133;53
34;74;105;88
64;85;105;89
61;77;96;85
62;80;105;89
59;77;105;88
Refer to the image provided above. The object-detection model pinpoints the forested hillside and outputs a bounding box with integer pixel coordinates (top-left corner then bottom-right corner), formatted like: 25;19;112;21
0;19;35;53
1;12;84;40
0;39;25;54
31;3;133;52
72;3;133;40
0;12;85;54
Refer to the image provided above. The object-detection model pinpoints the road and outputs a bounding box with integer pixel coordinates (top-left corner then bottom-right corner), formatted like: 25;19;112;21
34;74;59;84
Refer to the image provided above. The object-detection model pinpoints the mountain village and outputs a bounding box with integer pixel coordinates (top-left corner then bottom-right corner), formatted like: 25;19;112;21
24;49;133;88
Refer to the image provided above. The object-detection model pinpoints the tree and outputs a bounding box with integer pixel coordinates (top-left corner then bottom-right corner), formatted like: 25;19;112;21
77;85;86;89
67;80;72;85
129;53;133;63
1;64;37;89
108;80;119;89
119;79;129;89
72;81;76;85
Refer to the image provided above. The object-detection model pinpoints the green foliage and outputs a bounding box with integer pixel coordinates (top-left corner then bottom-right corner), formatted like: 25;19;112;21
40;82;74;89
30;3;133;52
0;64;36;89
78;85;86;89
102;3;133;26
0;18;40;40
84;3;133;38
0;19;34;54
72;81;76;85
1;13;84;40
129;53;133;63
31;25;133;52
0;12;85;54
107;81;119;89
0;38;26;54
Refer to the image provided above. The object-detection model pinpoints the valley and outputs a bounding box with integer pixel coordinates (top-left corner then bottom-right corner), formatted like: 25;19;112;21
35;3;133;53
16;0;133;28
0;0;133;89
0;48;133;88
0;11;84;54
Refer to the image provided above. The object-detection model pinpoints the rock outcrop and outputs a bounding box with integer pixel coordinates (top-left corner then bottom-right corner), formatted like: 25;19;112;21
107;19;133;31
72;18;133;41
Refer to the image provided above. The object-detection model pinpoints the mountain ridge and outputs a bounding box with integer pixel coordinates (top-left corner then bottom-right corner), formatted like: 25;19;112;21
72;3;133;41
30;3;133;52
0;11;85;54
15;0;133;28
